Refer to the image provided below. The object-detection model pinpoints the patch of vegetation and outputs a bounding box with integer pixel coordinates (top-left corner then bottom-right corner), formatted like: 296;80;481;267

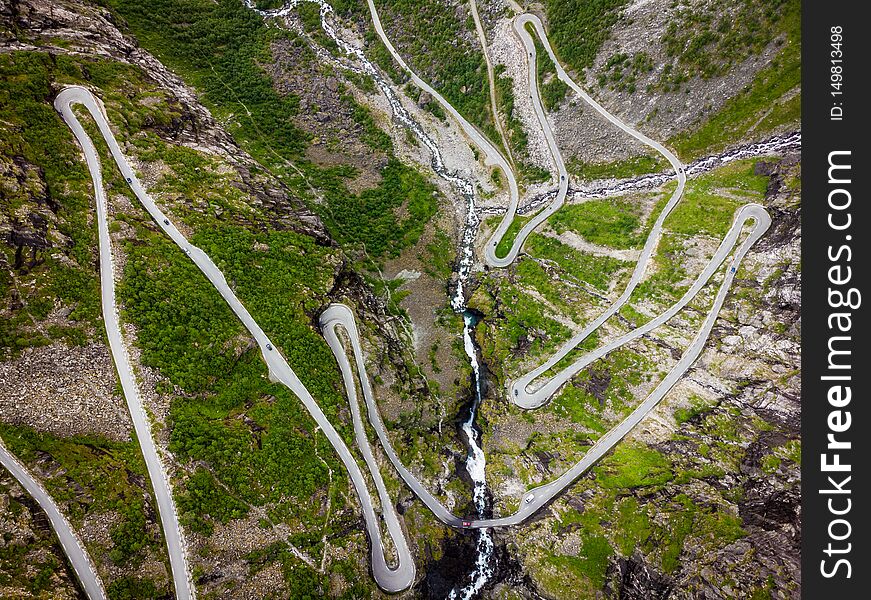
653;494;695;573
246;540;373;598
567;153;668;181
420;228;456;280
493;65;554;183
106;0;437;262
664;159;767;237
118;225;245;391
534;412;753;593
633;231;693;302
612;496;652;555
489;213;530;259
493;65;527;156
515;259;585;322
127;133;258;231
597;51;653;93
525;233;627;291
775;438;801;465
749;577;778;600
548;385;607;433
0;478;82;597
320;158;439;258
106;577;160;600
547;348;649;432
550;534;613;590
344;93;393;152
548;198;643;249
369;275;412;318
618;302;651;327
105;0;310;162
531;415;753;593
296;0;340;54
761;454;781;474
594;442;673;490
476;277;573;367
540;78;569;114
542;0;629;75
674;394;716;424
538;445;669;591
364;30;406;85
176;468;250;536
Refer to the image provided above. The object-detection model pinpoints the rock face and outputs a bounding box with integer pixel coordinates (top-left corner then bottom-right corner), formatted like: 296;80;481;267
607;555;674;599
266;28;391;193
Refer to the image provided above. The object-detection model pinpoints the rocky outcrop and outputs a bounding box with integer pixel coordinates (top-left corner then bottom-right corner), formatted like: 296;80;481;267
607;555;674;599
0;343;132;440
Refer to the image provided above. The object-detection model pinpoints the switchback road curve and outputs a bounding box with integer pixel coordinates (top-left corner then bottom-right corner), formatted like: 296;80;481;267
55;87;194;600
320;204;769;528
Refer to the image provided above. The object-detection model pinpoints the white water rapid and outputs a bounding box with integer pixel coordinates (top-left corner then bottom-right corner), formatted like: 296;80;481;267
245;2;495;595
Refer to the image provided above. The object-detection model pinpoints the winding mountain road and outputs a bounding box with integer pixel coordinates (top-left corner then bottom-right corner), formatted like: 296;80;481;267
13;5;777;595
483;14;686;269
505;14;690;408
320;204;768;529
